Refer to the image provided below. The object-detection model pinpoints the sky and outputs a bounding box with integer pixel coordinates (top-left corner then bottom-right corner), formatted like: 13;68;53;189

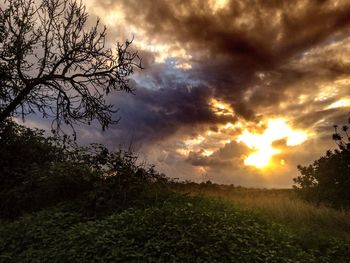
31;0;350;187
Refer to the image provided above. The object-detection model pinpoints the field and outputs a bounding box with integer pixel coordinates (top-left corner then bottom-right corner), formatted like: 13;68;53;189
172;183;350;241
1;185;350;262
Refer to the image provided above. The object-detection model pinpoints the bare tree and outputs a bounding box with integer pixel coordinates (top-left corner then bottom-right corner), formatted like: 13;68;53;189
0;0;142;134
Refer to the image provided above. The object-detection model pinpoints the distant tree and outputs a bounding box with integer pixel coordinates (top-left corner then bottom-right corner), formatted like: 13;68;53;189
0;0;141;133
293;116;350;207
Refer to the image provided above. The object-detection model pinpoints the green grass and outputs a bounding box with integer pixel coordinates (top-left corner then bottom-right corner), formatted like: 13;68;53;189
173;185;350;241
1;195;350;262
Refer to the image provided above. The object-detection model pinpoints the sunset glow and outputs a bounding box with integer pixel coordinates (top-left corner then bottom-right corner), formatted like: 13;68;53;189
325;98;350;110
55;0;350;187
244;147;280;168
209;98;234;116
209;0;229;12
237;119;308;169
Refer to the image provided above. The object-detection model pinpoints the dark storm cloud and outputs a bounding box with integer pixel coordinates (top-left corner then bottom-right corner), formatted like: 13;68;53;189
93;0;350;122
97;0;350;117
186;141;248;168
187;154;234;168
109;79;232;144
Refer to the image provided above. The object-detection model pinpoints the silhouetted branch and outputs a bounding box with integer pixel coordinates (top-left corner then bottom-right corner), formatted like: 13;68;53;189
0;0;142;133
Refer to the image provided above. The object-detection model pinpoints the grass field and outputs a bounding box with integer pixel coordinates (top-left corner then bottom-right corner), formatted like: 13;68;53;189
1;189;350;262
173;183;350;241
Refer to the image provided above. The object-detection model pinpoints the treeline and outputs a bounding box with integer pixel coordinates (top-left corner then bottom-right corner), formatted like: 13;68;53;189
1;115;349;220
0;120;170;220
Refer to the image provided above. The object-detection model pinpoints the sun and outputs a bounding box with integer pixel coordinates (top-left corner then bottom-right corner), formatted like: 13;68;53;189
244;147;280;169
237;118;308;169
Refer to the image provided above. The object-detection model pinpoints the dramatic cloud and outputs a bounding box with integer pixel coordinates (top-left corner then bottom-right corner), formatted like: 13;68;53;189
26;0;350;187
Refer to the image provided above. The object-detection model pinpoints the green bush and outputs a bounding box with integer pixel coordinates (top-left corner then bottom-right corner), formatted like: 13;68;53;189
294;117;350;208
0;120;169;219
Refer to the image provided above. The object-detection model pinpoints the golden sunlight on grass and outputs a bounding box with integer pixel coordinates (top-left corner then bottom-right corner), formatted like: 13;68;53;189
231;192;350;240
237;119;308;169
176;186;350;240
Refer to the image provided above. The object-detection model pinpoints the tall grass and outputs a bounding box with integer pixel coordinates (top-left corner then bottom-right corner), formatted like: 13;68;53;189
173;184;350;240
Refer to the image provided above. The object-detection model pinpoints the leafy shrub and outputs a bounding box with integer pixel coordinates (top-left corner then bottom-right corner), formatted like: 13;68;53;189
0;120;169;219
293;116;350;208
1;196;349;262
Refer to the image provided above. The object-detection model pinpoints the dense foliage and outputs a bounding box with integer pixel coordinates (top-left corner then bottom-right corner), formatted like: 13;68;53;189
294;117;350;208
0;120;169;219
1;196;349;262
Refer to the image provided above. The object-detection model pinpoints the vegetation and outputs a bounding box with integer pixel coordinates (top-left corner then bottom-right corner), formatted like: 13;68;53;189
1;121;350;262
293;116;350;208
0;120;169;219
1;196;350;262
173;183;350;241
0;0;141;131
